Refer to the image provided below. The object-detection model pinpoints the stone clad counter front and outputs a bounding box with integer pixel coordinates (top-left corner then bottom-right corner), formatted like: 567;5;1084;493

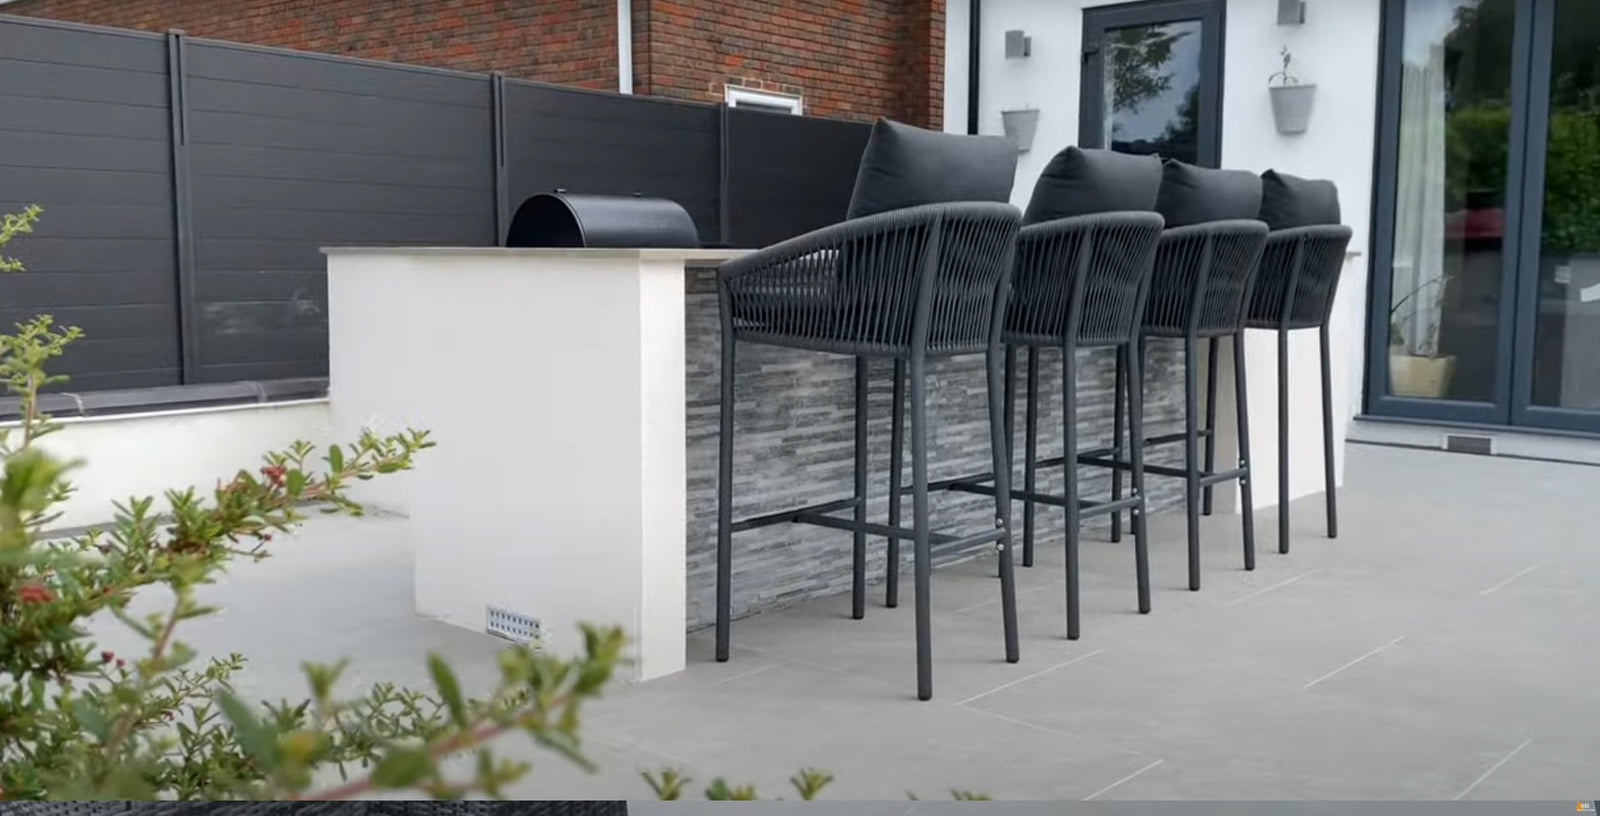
682;267;1194;630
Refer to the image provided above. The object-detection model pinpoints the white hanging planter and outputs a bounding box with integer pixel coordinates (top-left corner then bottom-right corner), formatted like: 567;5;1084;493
1269;83;1318;135
1000;108;1040;153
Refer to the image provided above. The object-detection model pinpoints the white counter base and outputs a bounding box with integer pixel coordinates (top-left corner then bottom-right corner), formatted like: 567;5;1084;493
325;247;742;682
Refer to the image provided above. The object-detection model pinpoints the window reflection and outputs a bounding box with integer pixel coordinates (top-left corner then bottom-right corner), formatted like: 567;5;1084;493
1103;21;1203;165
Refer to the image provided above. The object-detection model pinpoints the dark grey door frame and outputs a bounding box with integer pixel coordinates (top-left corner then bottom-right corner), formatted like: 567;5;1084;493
1365;0;1600;433
1078;0;1227;168
1505;0;1600;433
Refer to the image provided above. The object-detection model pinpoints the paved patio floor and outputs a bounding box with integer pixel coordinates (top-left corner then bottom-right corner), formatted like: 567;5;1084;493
91;443;1600;801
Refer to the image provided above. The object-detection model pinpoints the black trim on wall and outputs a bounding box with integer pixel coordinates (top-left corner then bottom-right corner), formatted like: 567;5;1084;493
166;29;200;383
967;0;981;135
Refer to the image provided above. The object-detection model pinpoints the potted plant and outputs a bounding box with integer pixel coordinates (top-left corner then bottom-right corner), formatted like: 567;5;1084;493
1388;270;1455;398
1268;46;1317;135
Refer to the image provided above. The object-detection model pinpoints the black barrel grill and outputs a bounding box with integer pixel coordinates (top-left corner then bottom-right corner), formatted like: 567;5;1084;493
505;190;701;249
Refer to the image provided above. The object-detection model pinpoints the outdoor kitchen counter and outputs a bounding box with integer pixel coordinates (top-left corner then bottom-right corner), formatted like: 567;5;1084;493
324;246;1362;685
325;247;744;683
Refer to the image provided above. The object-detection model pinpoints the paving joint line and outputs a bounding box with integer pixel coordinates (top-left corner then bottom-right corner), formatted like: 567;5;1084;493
1479;563;1541;596
1453;738;1532;800
1082;758;1165;801
958;648;1106;705
1226;569;1320;605
1302;635;1405;690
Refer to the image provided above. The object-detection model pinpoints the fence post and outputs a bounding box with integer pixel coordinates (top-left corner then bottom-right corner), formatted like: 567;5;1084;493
166;29;200;384
718;102;732;247
491;73;510;246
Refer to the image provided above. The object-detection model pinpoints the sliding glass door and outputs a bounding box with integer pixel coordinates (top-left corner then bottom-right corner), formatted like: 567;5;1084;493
1370;0;1600;433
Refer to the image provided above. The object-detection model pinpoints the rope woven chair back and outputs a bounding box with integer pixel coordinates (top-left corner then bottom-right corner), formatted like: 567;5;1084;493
1142;220;1270;338
1247;224;1354;330
721;202;1021;358
1004;211;1165;348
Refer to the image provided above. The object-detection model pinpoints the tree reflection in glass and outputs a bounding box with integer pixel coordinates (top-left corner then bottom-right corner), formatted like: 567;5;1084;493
1103;21;1202;165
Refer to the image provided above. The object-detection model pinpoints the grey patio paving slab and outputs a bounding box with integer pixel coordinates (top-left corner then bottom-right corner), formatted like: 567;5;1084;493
77;442;1600;800
582;657;1158;801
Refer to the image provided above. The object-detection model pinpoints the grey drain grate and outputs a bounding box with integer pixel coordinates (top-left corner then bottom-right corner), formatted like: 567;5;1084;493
1443;433;1496;456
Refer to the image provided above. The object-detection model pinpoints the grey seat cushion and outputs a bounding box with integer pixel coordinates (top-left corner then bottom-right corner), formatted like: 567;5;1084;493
846;118;1018;219
1024;146;1162;224
1259;169;1342;229
1155;159;1264;228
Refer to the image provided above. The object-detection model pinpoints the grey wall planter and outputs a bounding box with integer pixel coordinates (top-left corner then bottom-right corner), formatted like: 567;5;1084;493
1001;108;1040;153
1269;83;1317;135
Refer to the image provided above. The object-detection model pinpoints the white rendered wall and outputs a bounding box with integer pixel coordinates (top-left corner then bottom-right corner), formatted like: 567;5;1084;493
21;401;333;531
325;249;709;682
945;0;1381;510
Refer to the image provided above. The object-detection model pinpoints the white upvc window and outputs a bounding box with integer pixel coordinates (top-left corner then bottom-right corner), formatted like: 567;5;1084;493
725;85;804;115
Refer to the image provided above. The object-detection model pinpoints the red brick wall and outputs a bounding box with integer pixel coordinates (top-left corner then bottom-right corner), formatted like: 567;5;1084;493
5;0;943;125
2;0;619;90
632;0;943;127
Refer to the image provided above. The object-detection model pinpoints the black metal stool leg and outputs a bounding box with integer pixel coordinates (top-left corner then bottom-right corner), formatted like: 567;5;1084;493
1202;337;1220;516
852;358;869;619
1023;347;1040;568
1235;333;1258;571
715;331;736;662
910;354;934;701
1001;346;1017;579
1110;349;1125;543
886;360;905;607
988;346;1021;664
1063;345;1082;640
1127;340;1151;614
1320;323;1339;539
1183;337;1202;592
1004;346;1017;464
1278;326;1291;555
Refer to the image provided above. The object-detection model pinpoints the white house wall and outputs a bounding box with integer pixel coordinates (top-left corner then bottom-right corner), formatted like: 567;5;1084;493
945;0;1382;511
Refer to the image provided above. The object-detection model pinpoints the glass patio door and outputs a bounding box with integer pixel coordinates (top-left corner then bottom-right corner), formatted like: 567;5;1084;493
1370;0;1600;433
1510;0;1600;431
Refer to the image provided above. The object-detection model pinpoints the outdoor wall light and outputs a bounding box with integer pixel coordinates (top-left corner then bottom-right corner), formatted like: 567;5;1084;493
1004;29;1032;58
1278;0;1306;24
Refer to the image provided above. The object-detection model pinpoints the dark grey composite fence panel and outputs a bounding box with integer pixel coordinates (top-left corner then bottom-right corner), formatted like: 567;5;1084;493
2;14;881;397
724;108;871;248
182;40;495;383
502;81;721;245
0;18;183;391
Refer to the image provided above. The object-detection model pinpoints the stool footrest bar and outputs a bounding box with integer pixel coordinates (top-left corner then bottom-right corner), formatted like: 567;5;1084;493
791;510;1005;549
946;481;1085;510
730;497;863;533
1199;467;1249;488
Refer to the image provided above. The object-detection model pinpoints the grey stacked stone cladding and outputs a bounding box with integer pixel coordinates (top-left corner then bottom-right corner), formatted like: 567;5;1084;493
683;286;1197;631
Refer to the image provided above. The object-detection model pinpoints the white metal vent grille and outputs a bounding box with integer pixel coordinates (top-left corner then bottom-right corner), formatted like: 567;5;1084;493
486;605;542;646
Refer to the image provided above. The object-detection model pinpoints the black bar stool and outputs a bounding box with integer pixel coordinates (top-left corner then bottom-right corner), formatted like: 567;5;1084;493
891;146;1168;640
1235;171;1353;554
1005;211;1166;639
1084;160;1270;591
715;201;1022;701
715;120;1027;702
